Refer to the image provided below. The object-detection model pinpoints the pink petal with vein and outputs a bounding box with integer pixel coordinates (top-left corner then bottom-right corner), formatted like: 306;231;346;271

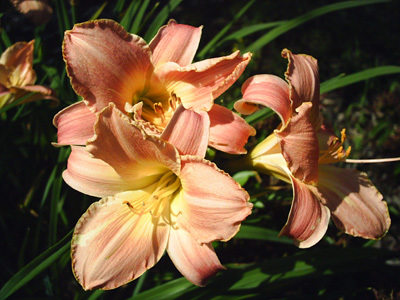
63;146;153;197
157;51;251;111
72;196;169;290
275;102;319;184
161;104;210;157
282;49;320;125
279;175;330;248
149;20;202;68
167;226;224;286
63;19;153;113
87;104;180;180
317;165;391;239
173;156;252;244
234;74;292;125
208;104;256;154
53;101;96;146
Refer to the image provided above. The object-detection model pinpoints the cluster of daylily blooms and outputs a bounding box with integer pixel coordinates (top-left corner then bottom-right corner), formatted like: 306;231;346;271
48;19;391;290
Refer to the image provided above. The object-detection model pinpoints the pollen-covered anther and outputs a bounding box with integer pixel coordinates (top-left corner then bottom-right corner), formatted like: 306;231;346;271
319;128;351;164
169;92;181;111
154;102;166;123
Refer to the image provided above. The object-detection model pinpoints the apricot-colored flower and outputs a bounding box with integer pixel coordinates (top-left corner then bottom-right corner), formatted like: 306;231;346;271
65;103;252;290
0;40;56;109
234;49;390;248
54;19;254;154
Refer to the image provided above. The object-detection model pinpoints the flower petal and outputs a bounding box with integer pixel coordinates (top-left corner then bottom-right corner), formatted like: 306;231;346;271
63;19;153;113
282;49;320;126
167;226;224;286
275;102;319;184
208;104;255;154
149;20;202;68
87;103;180;180
279;175;330;248
234;74;292;125
63;146;156;197
161;104;210;157
53;101;96;146
157;51;251;111
317;165;391;239
172;156;252;244
72;195;169;290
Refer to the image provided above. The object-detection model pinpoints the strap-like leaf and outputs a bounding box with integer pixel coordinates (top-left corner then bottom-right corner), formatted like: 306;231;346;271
0;229;73;300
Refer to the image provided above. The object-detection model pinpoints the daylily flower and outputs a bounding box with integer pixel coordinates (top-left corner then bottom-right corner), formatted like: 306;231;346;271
234;49;390;248
0;40;56;110
54;19;255;154
64;103;252;290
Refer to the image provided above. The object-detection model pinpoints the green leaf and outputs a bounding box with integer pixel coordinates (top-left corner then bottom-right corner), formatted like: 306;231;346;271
90;2;108;20
244;107;275;125
245;0;389;53
126;277;195;300
235;225;292;244
320;65;400;94
133;247;397;300
0;229;73;300
197;0;256;59
143;0;183;42
232;170;258;186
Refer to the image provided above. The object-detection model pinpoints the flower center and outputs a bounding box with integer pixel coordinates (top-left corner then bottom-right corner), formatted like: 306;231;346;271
123;171;181;218
132;92;181;130
319;128;351;164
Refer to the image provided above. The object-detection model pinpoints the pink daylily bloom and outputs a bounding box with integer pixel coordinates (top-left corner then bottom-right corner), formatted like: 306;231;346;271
66;103;252;290
0;40;57;109
54;19;255;154
234;49;390;248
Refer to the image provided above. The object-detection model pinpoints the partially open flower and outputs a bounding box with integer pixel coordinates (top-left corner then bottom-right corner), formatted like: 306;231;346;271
234;49;390;248
0;40;57;109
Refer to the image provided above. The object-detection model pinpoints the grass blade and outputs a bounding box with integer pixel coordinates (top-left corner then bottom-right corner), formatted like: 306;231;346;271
0;229;73;300
245;0;389;53
320;65;400;94
197;0;256;59
143;0;183;42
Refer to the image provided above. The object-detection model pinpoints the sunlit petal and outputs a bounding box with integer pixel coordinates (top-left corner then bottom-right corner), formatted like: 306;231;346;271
157;51;251;111
317;165;391;239
63;19;153;113
167;225;224;286
234;74;292;125
149;19;202;68
172;156;252;244
63;146;158;197
87;104;180;180
161;104;210;157
208;104;256;154
72;195;169;290
53;101;96;146
279;175;330;248
282;49;320;126
275;102;319;184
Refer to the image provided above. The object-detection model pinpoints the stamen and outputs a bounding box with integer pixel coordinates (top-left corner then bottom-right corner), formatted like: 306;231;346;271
123;172;181;218
319;128;351;164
